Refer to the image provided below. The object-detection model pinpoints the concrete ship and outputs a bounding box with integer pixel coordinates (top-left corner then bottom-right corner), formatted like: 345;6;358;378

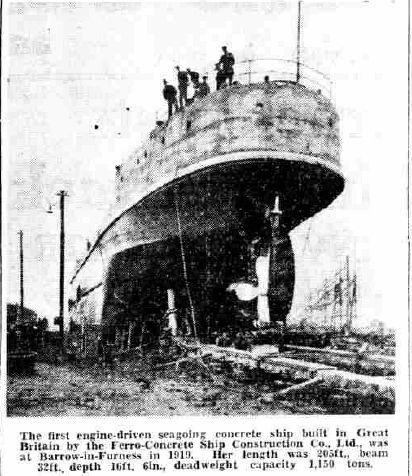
68;59;343;353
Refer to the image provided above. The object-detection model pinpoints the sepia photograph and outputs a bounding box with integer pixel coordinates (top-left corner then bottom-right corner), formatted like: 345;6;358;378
4;1;406;419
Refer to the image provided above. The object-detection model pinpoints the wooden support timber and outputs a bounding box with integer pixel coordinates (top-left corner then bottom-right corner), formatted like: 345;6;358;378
284;344;395;376
172;337;395;400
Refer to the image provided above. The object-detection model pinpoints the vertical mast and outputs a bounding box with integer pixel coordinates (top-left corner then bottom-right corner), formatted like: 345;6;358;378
296;1;302;83
322;278;328;330
338;266;343;332
351;269;357;331
345;255;351;334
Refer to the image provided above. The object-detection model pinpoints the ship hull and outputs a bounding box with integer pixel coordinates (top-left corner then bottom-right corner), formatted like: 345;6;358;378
69;81;344;350
98;153;343;259
70;154;341;345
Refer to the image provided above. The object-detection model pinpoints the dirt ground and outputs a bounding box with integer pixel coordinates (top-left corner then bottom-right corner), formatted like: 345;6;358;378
8;356;333;417
8;346;395;417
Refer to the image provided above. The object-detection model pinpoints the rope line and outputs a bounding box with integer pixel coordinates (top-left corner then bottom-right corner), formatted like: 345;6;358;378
173;188;198;340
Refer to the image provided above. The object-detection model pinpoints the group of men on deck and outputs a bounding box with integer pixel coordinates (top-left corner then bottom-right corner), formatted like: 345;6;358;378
163;46;235;119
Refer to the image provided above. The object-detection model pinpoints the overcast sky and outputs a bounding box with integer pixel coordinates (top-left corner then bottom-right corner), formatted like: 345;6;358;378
4;1;408;328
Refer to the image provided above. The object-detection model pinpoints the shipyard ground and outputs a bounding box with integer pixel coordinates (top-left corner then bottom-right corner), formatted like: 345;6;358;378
7;352;394;416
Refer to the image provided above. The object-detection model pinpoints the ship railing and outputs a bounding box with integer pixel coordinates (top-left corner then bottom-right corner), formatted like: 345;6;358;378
203;57;333;98
239;58;332;97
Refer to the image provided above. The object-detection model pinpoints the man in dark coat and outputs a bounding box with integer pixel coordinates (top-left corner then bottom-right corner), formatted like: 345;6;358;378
163;79;178;119
175;66;189;109
187;68;200;87
219;45;235;86
197;76;210;98
215;63;226;90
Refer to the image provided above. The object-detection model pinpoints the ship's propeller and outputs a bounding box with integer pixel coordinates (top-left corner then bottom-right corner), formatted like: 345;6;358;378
226;251;271;325
227;196;288;326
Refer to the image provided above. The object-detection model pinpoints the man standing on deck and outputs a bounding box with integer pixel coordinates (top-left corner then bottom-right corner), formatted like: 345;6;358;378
187;68;200;88
175;66;189;109
197;76;210;98
163;79;178;120
219;45;235;86
215;63;226;90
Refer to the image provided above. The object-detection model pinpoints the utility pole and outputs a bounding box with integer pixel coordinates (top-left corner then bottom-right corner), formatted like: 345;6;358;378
18;230;24;335
56;191;68;349
296;1;302;83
